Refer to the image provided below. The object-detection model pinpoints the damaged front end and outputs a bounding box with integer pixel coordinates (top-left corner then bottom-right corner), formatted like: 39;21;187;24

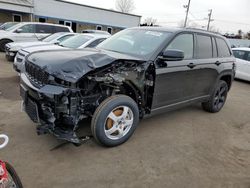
20;49;155;143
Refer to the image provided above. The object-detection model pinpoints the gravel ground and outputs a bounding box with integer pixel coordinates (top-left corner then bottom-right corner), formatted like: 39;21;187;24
0;52;250;188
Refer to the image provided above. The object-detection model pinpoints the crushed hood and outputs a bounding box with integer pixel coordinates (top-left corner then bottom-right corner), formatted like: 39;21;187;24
26;48;142;83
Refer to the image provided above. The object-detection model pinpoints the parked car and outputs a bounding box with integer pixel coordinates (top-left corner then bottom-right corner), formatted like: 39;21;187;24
13;33;110;73
20;27;235;147
0;22;18;31
5;32;76;61
232;47;250;81
0;22;73;51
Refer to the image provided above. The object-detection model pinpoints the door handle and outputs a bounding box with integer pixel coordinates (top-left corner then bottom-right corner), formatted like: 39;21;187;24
187;63;196;69
215;61;221;66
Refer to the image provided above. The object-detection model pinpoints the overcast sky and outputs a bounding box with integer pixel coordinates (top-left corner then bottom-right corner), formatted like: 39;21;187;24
67;0;250;34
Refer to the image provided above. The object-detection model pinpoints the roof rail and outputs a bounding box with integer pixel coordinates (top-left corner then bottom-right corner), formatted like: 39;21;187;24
185;27;222;35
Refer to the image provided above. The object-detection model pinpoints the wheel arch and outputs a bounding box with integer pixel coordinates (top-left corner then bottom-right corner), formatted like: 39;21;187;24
218;73;233;90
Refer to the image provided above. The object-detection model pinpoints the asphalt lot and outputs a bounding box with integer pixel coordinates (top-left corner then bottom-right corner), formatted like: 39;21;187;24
0;52;250;188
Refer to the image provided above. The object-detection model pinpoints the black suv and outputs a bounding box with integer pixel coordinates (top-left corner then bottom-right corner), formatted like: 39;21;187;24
20;27;235;146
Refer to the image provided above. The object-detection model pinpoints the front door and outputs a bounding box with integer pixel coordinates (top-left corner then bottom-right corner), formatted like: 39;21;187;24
13;24;37;42
152;33;196;110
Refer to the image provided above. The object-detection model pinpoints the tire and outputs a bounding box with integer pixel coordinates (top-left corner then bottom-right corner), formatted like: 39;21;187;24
5;162;23;188
0;39;12;52
91;95;139;147
202;80;229;113
6;54;14;62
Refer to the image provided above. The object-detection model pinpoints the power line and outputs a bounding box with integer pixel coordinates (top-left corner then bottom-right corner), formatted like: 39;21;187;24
214;19;250;26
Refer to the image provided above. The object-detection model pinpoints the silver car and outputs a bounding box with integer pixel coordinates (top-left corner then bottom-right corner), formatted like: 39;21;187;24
0;22;73;51
5;32;76;61
13;33;110;73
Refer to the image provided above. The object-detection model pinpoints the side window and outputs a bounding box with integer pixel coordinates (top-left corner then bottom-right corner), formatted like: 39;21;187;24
36;25;53;33
212;37;217;57
166;33;194;59
216;38;231;57
17;24;34;33
57;34;73;42
87;38;106;48
55;26;70;32
233;50;245;60
245;52;250;61
196;34;212;59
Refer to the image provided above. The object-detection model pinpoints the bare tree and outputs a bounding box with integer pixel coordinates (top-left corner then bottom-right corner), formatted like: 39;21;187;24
115;0;135;13
142;17;157;26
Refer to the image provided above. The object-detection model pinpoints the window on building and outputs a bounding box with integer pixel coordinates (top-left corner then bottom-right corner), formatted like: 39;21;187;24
96;25;102;30
196;34;213;59
216;38;231;57
39;17;46;23
107;27;112;34
166;33;194;59
13;14;22;22
59;21;65;25
36;24;53;33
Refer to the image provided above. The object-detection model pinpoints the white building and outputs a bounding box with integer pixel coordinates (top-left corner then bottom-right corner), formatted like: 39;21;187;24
0;0;141;33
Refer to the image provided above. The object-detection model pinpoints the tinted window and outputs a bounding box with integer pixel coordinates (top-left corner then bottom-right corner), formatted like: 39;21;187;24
216;38;231;57
233;50;245;60
55;26;70;32
59;35;93;48
166;33;194;59
246;52;250;61
18;24;35;33
36;24;53;33
57;34;74;42
212;37;217;57
87;38;106;48
196;35;212;59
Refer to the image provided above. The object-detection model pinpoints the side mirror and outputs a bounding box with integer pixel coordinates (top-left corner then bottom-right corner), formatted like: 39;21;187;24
159;49;184;61
15;28;23;33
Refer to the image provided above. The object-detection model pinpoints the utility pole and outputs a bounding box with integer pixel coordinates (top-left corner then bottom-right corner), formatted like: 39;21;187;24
183;0;191;28
207;9;213;31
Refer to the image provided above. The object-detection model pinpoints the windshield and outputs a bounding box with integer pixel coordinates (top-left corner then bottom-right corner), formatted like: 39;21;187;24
59;35;93;48
97;29;172;58
42;33;64;42
0;22;18;30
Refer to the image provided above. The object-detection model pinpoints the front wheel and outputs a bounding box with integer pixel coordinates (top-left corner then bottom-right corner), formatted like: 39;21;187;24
91;95;139;147
202;80;229;113
4;162;23;188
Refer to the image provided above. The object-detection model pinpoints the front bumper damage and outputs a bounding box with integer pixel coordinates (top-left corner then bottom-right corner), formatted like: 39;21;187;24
20;73;86;144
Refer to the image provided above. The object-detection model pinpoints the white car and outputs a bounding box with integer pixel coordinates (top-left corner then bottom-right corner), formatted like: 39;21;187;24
0;22;73;51
5;32;76;61
13;33;110;73
232;47;250;81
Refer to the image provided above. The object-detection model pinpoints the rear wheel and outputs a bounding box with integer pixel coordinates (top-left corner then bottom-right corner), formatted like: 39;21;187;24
91;95;139;147
0;39;12;52
202;80;228;113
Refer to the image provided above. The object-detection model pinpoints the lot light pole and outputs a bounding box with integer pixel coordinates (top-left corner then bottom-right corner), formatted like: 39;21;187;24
183;0;191;27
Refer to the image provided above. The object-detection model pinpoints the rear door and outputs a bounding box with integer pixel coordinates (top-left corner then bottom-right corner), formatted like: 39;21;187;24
35;24;52;40
188;34;219;97
152;33;197;109
233;50;250;80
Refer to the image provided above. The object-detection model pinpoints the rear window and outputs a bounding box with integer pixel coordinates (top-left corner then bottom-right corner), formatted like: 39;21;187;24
216;38;231;57
196;34;212;59
36;24;53;33
233;50;245;60
55;26;70;32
